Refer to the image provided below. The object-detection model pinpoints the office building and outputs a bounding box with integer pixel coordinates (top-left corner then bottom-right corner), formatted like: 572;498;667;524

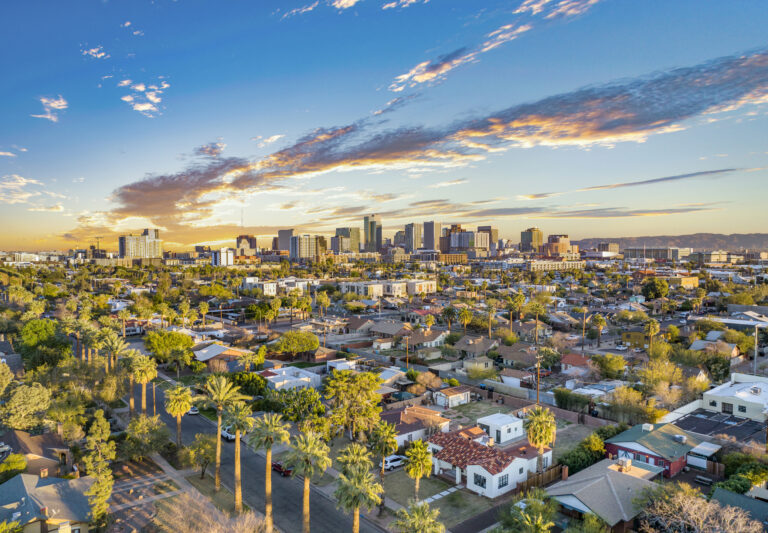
423;221;441;251
335;227;361;252
622;247;688;262
450;231;489;251
118;228;162;259
477;226;499;251
520;227;543;253
404;222;423;253
363;214;382;252
236;234;260;256
393;231;406;247
290;234;318;261
277;229;294;251
598;242;619;253
540;234;578;258
331;236;352;254
211;248;235;266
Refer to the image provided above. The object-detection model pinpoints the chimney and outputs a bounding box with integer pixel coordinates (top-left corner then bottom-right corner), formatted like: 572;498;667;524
40;506;48;517
39;468;48;478
57;422;63;437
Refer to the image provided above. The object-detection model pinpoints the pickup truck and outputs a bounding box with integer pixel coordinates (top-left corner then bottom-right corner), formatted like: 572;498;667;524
272;461;293;477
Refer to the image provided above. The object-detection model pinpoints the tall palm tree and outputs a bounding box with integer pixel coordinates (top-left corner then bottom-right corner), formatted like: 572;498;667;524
284;433;332;533
424;314;435;332
334;468;383;533
510;292;526;323
316;291;331;318
392;501;445;533
644;319;660;352
248;413;290;533
523;406;556;473
369;421;398;480
524;302;547;345
338;443;373;476
117;309;131;337
100;329;128;373
120;349;141;418
405;440;432;501
80;323;100;364
441;306;456;332
487;303;496;339
592;314;607;348
198;301;209;326
224;401;255;513
165;385;192;449
458;308;472;335
131;355;157;416
204;376;248;492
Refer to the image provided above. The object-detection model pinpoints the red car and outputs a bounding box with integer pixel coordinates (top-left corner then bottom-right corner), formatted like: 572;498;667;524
272;461;292;477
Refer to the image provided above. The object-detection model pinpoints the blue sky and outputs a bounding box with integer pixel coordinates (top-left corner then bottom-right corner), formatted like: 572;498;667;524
1;0;767;251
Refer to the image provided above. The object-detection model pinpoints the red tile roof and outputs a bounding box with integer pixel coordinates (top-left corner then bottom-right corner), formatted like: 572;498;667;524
561;353;590;367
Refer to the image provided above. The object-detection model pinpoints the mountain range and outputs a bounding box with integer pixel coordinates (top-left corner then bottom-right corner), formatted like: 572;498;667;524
574;233;768;251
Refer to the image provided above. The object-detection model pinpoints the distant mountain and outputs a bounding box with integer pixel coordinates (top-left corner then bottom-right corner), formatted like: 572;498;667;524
574;233;768;251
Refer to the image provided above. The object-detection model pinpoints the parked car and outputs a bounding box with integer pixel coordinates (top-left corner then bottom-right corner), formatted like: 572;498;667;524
221;426;236;442
383;455;407;471
188;406;199;415
566;334;580;341
615;345;628;351
0;443;11;454
272;461;293;477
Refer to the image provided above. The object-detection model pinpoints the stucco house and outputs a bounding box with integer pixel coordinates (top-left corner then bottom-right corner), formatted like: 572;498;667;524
380;406;450;447
560;353;591;377
258;366;322;390
476;413;524;445
433;386;471;408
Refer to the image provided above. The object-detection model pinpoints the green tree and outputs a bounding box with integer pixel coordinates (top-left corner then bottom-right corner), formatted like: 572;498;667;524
198;301;210;326
644;319;660;352
83;410;116;527
144;330;194;365
280;387;325;426
124;415;170;461
441;306;456;331
524;301;548;345
99;329;128;373
224;401;255;513
405;440;432;501
458;308;473;335
591;314;606;347
334;468;383;533
0;454;27;483
186;433;216;479
0;520;21;533
117;309;131;337
642;277;669;300
274;330;320;360
392;501;445;533
369;421;398;480
324;370;382;440
316;291;331;318
510;292;526;322
131;355;157;416
1;383;51;430
238;346;265;372
248;413;290;533
165;385;192;449
284;433;333;533
523;406;556;473
120;349;141;418
338;443;373;476
204;376;248;492
590;353;626;379
0;363;14;397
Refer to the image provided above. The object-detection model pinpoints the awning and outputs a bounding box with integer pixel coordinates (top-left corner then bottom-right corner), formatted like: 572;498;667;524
688;441;721;458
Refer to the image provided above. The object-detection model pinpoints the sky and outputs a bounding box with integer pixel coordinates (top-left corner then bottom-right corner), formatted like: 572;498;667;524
1;0;768;252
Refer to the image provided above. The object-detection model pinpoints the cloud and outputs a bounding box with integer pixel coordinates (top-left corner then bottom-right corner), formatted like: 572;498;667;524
331;0;363;8
428;178;468;188
373;94;420;116
194;142;227;158
252;134;285;148
81;45;109;59
382;0;425;9
28;203;64;213
118;78;170;117
30;95;68;122
466;205;715;219
514;0;602;18
0;175;42;204
122;21;131;27
0;152;15;158
282;1;319;19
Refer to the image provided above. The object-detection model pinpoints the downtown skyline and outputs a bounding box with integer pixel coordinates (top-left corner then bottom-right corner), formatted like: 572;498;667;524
2;0;768;251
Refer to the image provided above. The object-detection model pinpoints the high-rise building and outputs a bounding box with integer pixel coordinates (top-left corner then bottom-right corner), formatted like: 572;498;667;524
404;222;423;253
289;234;321;260
363;214;382;252
450;231;489;250
520;227;543;253
597;242;619;253
477;226;498;251
335;227;361;252
331;236;351;253
423;221;441;251
540;234;580;259
118;228;163;258
277;229;294;251
211;248;234;266
393;230;406;247
236;235;259;255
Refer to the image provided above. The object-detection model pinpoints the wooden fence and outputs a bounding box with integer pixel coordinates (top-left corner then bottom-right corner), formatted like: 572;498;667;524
513;464;567;495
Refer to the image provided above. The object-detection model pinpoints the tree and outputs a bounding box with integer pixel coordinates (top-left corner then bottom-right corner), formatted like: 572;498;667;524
284;433;332;533
0;520;20;533
224;401;255;513
165;385;192;449
334;468;383;533
510;292;526;322
199;301;209;326
120;349;141;418
524;302;547;345
281;387;325;426
117;309;131;337
369;421;398;480
338;443;373;476
459;308;473;335
274;331;319;360
1;383;51;430
324;370;382;440
204;376;248;492
441;306;456;331
238;346;265;372
642;277;669;300
392;501;445;533
144;330;194;365
169;347;192;380
132;355;157;416
248;413;290;533
99;329;128;373
644;319;660;352
499;488;557;533
523;406;556;473
591;314;606;348
487;302;497;338
590;353;626;380
0;454;26;483
83;410;116;527
124;415;170;461
0;362;14;397
405;440;432;501
425;314;435;332
186;433;216;479
316;291;331;318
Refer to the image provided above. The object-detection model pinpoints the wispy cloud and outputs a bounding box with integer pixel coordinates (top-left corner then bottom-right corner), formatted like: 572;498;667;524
194;142;227;158
382;0;426;9
28;203;64;213
282;1;319;19
0;175;42;204
30;95;68;122
81;45;109;59
0;152;15;158
331;0;363;8
514;0;602;18
118;78;170;117
428;178;468;188
252;134;285;147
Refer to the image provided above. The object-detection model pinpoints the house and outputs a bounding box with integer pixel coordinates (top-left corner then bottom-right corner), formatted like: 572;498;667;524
309;346;337;362
433;386;471;408
560;353;591;377
511;320;552;342
453;336;499;358
499;368;532;388
404;329;448;349
380;406;450;447
259;366;322;390
604;423;701;477
476;413;524;445
0;340;23;376
547;459;658;533
191;342;252;368
703;374;768;421
369;320;410;338
689;339;740;361
463;356;495;374
498;344;538;368
710;487;768;526
620;327;649;349
5;430;72;477
0;474;94;533
326;358;358;372
428;430;551;498
346;317;374;334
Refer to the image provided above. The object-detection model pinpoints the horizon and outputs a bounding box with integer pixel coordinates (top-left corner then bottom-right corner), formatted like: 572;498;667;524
2;1;768;251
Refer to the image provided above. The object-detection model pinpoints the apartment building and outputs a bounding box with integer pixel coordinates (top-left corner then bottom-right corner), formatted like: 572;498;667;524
118;228;162;258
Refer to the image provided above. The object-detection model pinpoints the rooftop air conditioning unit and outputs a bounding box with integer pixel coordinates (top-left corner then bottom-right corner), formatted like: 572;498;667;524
674;434;687;444
751;386;762;395
642;423;654;432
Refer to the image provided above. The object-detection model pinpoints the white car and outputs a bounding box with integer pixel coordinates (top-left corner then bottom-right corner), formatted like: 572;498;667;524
187;406;199;415
615;345;628;351
383;455;407;471
566;335;580;341
0;443;10;454
221;426;236;442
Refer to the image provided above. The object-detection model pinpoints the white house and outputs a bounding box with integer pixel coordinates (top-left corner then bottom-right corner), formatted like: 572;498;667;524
108;298;132;312
326;358;358;372
477;413;524;445
703;373;768;421
259;366;322;390
380;406;450;447
428;429;551;498
433;386;471;408
500;368;531;388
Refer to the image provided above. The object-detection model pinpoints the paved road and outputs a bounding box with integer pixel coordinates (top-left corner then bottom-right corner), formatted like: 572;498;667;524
130;381;382;533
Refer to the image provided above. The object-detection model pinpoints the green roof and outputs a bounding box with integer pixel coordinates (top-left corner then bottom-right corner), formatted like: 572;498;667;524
711;488;768;523
605;423;701;460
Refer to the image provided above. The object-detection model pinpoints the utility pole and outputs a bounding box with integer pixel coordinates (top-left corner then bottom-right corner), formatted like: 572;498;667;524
536;350;543;405
754;323;766;375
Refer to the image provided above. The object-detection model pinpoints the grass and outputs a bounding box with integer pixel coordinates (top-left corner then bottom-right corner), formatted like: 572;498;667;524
446;400;513;423
185;473;250;514
552;423;594;462
431;489;493;528
153;479;180;495
288;361;325;368
198;407;218;422
381;469;450;506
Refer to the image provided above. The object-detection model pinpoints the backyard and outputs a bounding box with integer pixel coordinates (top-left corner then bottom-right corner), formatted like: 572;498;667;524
443;400;516;426
552;422;594;462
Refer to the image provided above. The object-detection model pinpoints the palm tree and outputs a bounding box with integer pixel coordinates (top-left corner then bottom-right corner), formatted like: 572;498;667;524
198;301;209;326
238;350;261;372
249;413;290;533
405;440;432;501
510;292;526;323
441;306;456;332
338;443;373;476
487;303;496;339
120;349;141;418
165;385;192;449
523;406;556;473
224;401;255;513
524;302;547;345
572;306;587;353
644;319;660;352
459;308;472;335
392;501;445;533
334;469;383;533
521;512;554;533
284;433;332;533
424;314;435;332
170;348;191;380
100;329;128;373
204;376;248;492
132;355;157;416
369;421;398;480
80;323;101;364
592;314;606;348
316;291;331;318
117;309;131;337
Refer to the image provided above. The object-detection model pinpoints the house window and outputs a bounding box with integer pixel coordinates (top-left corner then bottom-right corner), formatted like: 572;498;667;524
738;405;746;413
498;474;509;488
473;473;487;488
722;402;733;414
709;400;717;407
519;467;524;474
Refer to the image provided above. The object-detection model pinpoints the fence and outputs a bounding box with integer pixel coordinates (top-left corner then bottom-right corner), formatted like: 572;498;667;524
513;465;566;495
707;460;726;478
382;394;428;411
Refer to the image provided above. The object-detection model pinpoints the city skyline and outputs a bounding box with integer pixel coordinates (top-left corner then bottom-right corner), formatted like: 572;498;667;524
2;1;768;251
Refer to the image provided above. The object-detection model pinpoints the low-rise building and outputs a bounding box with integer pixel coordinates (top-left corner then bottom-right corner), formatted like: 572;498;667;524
703;374;768;421
380;406;450;447
477;413;524;445
604;423;702;478
406;279;437;296
259;366;322;390
560;353;591;377
433;386;471;408
340;281;384;298
454;336;499;358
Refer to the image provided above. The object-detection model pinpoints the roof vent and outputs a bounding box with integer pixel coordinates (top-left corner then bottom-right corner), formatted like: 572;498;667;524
641;423;654;432
674;434;687;444
751;386;762;395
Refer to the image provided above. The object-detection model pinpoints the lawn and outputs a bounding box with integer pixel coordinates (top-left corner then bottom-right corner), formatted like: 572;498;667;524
381;469;450;506
552;423;594;462
185;473;249;514
431;489;494;528
445;401;513;424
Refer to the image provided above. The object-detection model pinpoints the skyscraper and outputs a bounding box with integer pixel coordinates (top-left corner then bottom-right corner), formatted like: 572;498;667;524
477;226;498;250
404;222;423;253
363;214;382;252
423;221;441;250
335;227;361;252
520;227;543;253
277;229;294;251
289;234;318;260
118;228;162;258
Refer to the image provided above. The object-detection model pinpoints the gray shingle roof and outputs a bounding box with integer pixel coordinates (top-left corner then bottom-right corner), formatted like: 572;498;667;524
0;474;94;524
